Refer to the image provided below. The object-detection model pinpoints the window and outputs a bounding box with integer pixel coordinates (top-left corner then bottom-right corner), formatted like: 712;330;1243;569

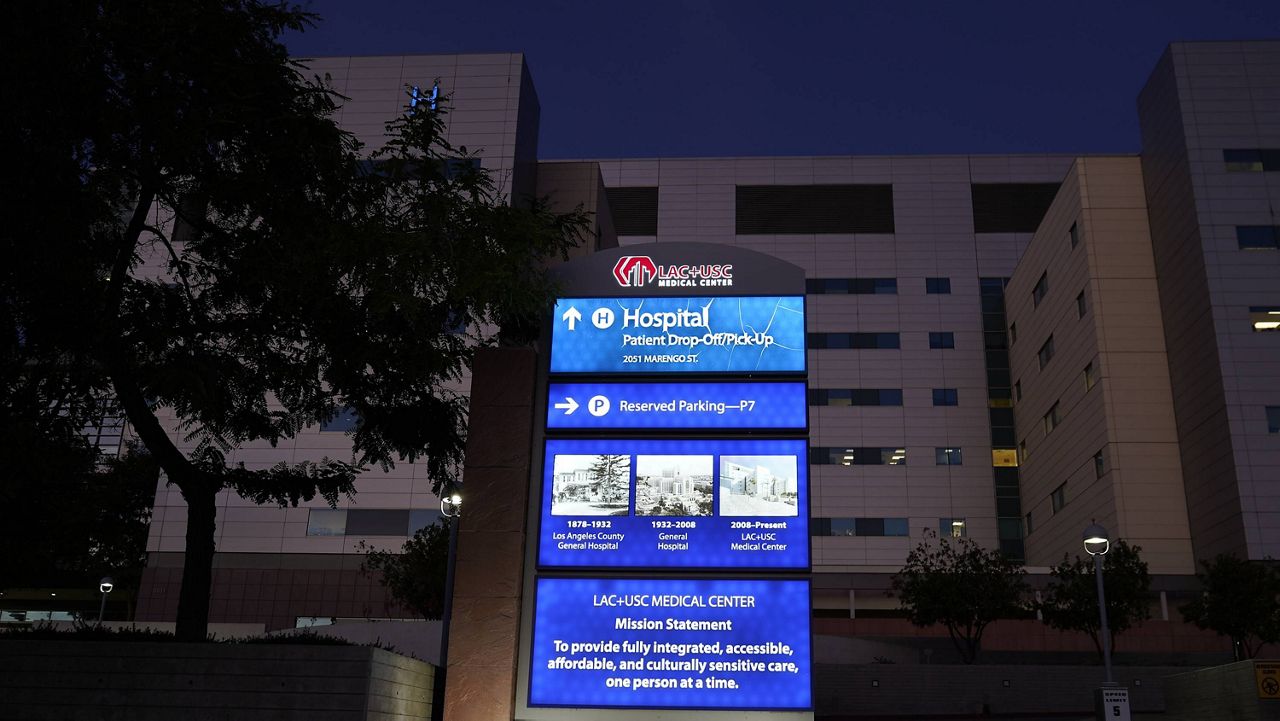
932;388;959;406
941;518;967;538
1051;484;1067;514
347;509;412;536
1043;401;1061;434
1018;440;1027;464
1094;449;1106;479
992;448;1018;467
1032;272;1049;307
605;187;659;235
1084;361;1098;391
1038;336;1055;369
737;184;895;234
926;277;952;294
1014;380;1022;402
1267;407;1280;434
1237;226;1280;250
1025;512;1034;535
812;447;906;466
808;332;900;349
935;447;963;465
929;332;955;349
810;389;902;406
306;509;347;536
410;509;443;534
1223;148;1280;172
814;518;907;536
1250;307;1280;332
971;183;1061;233
1069;222;1080;248
806;278;898;294
1077;290;1087;318
1010;322;1017;345
322;406;360;432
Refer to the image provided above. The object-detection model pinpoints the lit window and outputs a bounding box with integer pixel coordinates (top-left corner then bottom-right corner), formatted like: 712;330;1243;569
306;509;347;536
1250;307;1280;332
941;518;967;537
929;332;955;349
1069;222;1080;248
926;277;951;294
1237;226;1280;250
1033;272;1049;307
1038;335;1055;369
1267;407;1280;434
933;388;959;406
992;448;1018;467
1077;290;1087;318
935;447;963;465
1094;449;1105;478
1084;361;1098;391
813;447;907;466
1051;483;1067;514
1043;401;1061;434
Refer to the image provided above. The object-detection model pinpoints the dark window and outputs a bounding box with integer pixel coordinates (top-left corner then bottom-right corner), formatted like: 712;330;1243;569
806;278;897;294
1094;449;1105;479
1051;483;1067;514
884;518;909;537
855;518;885;537
935;447;963;465
814;518;857;536
605;186;659;236
1224;149;1280;172
941;518;967;537
808;332;900;349
1267;407;1280;434
1250;307;1280;332
1084;362;1098;391
409;509;443;534
1032;272;1049;307
346;509;411;536
926;277;952;294
1077;291;1087;318
1043;401;1061;434
1018;440;1027;464
933;388;959;406
812;447;906;466
1025;512;1034;535
984;331;1009;350
1010;322;1018;345
1069;222;1080;248
1038;335;1055;369
736;184;895;234
1014;380;1022;402
1237;226;1280;250
971;183;1061;233
322;407;360;432
929;332;955;349
810;389;902;406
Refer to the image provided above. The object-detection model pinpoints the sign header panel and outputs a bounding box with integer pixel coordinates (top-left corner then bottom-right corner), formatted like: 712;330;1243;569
546;381;808;431
529;577;812;710
538;437;809;569
549;296;806;375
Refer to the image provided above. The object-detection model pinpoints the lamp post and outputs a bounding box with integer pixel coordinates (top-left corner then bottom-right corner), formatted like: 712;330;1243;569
97;576;114;627
432;491;462;721
1082;523;1113;685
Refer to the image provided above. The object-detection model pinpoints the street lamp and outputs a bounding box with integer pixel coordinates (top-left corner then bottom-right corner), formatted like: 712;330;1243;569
434;491;462;721
97;576;114;626
1082;523;1113;685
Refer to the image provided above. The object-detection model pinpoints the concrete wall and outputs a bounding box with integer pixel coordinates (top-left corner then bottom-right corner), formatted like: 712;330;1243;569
1164;660;1280;721
0;641;433;721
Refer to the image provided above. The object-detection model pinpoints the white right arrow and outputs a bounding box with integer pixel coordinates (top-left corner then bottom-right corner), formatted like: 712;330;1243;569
553;397;579;415
561;306;582;331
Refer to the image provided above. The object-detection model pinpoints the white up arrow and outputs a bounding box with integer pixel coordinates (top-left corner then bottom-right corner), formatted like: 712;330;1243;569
561;306;582;331
553;397;580;415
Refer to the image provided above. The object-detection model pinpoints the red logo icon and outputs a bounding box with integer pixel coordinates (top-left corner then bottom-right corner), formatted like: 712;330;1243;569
612;256;658;287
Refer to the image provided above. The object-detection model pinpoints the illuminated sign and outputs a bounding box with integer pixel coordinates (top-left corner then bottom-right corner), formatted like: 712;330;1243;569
529;577;812;710
409;83;439;112
611;256;734;288
538;438;809;569
549;296;805;374
545;381;808;431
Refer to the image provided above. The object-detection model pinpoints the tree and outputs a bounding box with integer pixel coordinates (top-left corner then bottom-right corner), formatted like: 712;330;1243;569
1181;554;1280;660
1038;540;1151;660
890;530;1029;664
361;519;452;620
4;1;588;640
589;455;630;504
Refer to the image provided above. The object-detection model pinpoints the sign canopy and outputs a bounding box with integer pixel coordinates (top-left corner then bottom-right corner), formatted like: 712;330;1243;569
551;242;807;298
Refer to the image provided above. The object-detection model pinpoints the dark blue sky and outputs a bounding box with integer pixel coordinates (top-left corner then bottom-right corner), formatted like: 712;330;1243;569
288;1;1280;159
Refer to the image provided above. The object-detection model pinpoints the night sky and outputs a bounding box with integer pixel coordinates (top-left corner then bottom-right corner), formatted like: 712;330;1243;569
288;1;1280;159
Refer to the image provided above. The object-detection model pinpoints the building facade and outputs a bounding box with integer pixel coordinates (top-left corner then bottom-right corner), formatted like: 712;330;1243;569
129;41;1280;632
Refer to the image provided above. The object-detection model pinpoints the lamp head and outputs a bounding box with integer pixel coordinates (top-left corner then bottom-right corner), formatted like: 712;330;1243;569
440;491;463;518
1082;523;1110;555
99;577;114;594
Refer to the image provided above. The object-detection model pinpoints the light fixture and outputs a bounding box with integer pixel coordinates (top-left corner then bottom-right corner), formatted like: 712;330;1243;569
99;577;114;594
1083;523;1110;555
1082;522;1114;685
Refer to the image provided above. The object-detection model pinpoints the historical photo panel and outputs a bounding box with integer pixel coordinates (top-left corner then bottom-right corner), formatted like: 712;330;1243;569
550;454;632;516
634;454;714;516
719;455;799;516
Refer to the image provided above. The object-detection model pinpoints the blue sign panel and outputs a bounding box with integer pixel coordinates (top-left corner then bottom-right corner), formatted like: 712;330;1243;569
529;577;812;710
545;381;808;431
549;296;806;374
538;438;809;569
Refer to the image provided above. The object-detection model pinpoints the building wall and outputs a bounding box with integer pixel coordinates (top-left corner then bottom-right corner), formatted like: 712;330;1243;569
1007;157;1193;574
1138;41;1280;561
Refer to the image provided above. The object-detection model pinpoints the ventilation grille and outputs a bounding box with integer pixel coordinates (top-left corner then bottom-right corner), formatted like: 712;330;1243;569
604;186;659;236
971;183;1061;233
736;184;895;234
